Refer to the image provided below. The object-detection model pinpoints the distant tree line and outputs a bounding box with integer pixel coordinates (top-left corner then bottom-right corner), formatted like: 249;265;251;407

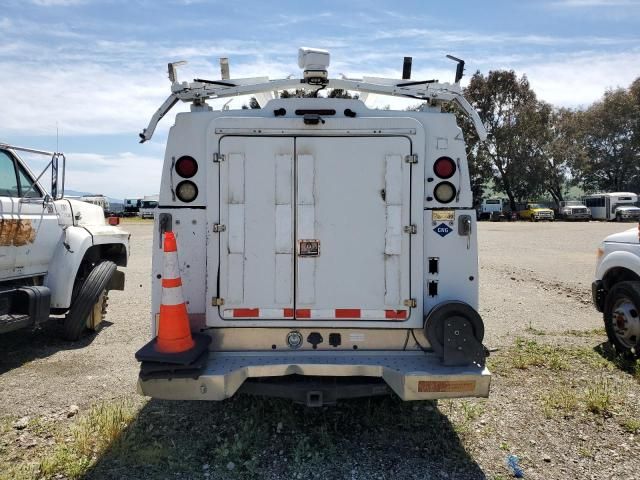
451;71;640;210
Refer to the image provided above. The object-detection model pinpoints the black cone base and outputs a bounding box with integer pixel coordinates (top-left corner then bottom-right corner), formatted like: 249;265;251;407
135;333;211;365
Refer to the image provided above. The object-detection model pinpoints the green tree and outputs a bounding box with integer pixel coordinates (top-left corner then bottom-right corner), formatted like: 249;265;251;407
575;84;640;193
464;70;552;210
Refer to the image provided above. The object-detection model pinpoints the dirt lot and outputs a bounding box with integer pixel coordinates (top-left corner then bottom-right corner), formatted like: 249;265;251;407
1;220;638;479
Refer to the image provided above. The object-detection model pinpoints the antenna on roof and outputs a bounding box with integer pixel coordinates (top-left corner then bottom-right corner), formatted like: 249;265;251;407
446;54;465;83
402;57;412;80
219;57;230;80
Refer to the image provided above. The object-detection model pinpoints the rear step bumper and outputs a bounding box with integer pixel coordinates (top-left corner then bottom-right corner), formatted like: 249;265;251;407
137;351;491;401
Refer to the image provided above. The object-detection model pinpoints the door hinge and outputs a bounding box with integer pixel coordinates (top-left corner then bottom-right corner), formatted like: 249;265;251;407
405;154;418;164
213;153;225;163
211;297;225;306
213;223;226;232
403;224;417;234
403;298;417;308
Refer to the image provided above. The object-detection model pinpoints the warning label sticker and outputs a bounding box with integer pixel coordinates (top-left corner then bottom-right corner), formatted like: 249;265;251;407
432;210;455;222
418;380;476;393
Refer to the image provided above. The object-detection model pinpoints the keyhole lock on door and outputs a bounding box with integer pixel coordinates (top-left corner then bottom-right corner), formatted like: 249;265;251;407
458;215;472;250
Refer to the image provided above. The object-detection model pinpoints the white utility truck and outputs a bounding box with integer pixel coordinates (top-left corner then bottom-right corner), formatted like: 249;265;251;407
138;195;159;219
558;200;591;221
136;48;491;405
593;223;640;357
477;198;504;221
0;144;129;340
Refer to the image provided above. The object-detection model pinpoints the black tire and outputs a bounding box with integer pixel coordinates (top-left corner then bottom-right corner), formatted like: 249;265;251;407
63;260;117;341
603;281;640;358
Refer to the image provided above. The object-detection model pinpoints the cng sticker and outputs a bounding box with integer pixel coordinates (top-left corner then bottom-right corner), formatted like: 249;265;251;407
434;223;452;237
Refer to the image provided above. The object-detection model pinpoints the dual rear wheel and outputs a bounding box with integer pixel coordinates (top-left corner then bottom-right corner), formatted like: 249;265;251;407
604;281;640;358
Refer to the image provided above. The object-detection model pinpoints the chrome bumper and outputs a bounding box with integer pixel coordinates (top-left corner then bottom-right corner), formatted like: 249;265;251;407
137;351;491;401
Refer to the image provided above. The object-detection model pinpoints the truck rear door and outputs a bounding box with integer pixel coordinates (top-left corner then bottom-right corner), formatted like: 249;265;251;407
212;135;412;323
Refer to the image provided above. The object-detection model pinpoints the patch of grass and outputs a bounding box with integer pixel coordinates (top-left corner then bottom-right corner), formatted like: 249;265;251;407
37;399;139;479
541;386;579;418
564;327;606;337
620;418;640;434
508;338;569;371
584;378;613;415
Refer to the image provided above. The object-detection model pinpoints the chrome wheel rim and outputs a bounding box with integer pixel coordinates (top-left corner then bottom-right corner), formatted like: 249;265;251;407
611;296;640;349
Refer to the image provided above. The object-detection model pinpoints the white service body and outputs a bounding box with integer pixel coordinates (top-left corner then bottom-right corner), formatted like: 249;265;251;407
138;50;490;404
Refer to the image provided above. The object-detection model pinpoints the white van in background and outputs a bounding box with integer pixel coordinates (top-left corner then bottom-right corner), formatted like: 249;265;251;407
583;193;640;222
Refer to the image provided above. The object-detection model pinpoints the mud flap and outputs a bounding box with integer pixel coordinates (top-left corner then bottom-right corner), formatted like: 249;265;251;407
442;316;486;367
17;286;51;328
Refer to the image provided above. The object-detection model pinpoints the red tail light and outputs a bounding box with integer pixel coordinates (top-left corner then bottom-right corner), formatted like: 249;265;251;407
175;156;198;178
433;156;456;179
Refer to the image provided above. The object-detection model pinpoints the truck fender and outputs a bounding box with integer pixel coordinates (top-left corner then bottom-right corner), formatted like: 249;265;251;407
597;251;640;284
45;226;93;309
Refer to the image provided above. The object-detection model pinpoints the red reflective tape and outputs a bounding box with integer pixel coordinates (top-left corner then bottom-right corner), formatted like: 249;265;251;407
283;308;295;318
385;309;408;320
162;277;182;288
296;309;311;319
336;309;361;318
233;308;259;318
163;232;177;252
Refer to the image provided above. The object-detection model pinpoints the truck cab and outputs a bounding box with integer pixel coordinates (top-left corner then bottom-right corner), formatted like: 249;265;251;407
593;224;640;357
0;144;129;340
135;48;491;405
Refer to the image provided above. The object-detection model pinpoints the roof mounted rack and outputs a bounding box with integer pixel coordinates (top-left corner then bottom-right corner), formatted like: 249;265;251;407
139;48;487;143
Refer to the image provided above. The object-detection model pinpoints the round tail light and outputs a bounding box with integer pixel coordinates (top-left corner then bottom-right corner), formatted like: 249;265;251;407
175;156;198;178
434;181;456;204
433;156;456;179
176;180;198;203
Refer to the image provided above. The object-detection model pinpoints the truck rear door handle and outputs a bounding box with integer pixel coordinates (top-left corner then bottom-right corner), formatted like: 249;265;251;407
158;213;172;249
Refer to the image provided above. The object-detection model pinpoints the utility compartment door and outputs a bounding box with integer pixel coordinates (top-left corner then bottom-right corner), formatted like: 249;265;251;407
295;137;412;320
217;137;295;319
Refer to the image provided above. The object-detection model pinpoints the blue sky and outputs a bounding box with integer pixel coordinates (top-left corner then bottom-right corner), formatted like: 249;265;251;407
1;0;639;198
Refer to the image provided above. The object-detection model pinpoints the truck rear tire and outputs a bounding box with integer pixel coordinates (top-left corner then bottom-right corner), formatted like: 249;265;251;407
603;281;640;358
63;260;116;341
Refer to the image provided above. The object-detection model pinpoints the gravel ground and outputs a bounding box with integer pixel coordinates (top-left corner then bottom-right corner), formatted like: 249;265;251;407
1;219;638;479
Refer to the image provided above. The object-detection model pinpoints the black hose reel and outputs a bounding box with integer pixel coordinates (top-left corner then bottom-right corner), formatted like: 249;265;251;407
424;302;487;367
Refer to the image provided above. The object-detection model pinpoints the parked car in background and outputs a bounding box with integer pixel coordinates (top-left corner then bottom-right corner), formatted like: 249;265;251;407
559;200;591;221
592;223;640;357
583;192;640;222
123;197;143;217
517;203;555;222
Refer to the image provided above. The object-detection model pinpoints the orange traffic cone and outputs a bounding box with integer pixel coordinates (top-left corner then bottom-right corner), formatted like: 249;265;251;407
135;231;211;367
155;232;195;353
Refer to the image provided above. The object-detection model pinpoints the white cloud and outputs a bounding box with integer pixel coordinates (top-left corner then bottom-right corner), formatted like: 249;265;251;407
64;151;163;198
31;0;86;6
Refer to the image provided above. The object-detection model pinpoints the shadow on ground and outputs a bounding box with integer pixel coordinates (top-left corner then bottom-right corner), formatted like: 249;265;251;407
594;341;640;379
83;395;485;480
0;319;111;375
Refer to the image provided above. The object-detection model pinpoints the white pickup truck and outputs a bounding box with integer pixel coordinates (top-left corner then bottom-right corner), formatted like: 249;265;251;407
593;224;640;356
0;143;129;340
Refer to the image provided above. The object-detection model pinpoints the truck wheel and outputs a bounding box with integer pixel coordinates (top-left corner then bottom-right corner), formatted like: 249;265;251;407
603;281;640;358
63;261;116;341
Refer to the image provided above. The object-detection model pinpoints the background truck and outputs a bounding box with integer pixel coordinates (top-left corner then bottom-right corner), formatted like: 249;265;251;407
135;48;491;405
592;223;640;357
138;195;159;219
477;198;505;221
123;197;143;217
517;202;555;221
558;200;591;221
0;143;129;340
583;192;640;222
